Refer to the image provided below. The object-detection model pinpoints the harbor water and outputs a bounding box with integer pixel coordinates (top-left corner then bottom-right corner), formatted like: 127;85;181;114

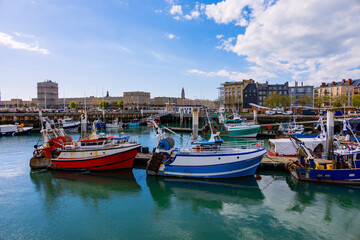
1;127;360;239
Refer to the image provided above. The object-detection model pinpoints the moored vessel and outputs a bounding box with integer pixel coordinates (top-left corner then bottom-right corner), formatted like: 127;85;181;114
30;111;141;171
146;112;266;178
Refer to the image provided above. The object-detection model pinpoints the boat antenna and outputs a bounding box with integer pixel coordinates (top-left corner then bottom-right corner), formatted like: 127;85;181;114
205;108;214;135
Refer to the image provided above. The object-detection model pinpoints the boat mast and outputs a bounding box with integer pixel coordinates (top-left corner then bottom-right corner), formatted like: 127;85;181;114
80;110;88;140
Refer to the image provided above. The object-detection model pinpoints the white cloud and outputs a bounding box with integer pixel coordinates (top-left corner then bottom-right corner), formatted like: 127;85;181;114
204;0;263;26
188;68;276;82
216;34;224;39
13;32;35;38
165;33;179;40
0;32;49;54
205;0;360;85
184;3;201;20
170;5;183;15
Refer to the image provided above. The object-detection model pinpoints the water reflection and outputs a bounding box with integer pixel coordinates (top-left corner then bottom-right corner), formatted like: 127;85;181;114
146;176;264;212
30;170;141;205
285;173;360;221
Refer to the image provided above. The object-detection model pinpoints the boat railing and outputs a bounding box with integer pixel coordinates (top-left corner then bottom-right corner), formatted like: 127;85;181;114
177;140;265;154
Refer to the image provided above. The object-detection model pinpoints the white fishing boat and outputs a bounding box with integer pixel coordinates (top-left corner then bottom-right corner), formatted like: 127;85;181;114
269;116;327;157
106;118;123;130
57;118;80;131
0;123;33;136
146;112;266;179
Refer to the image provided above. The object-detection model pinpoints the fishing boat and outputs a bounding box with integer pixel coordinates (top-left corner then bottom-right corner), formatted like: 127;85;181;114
146;116;160;127
106;118;123;130
124;118;140;128
285;136;360;185
30;112;141;171
0;123;33;136
277;116;320;138
336;117;360;143
205;112;260;138
146;113;266;178
57;118;80;131
269;116;327;157
93;118;105;130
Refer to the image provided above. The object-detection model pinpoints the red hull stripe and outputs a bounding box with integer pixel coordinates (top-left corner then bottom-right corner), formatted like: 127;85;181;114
53;156;134;170
51;149;137;170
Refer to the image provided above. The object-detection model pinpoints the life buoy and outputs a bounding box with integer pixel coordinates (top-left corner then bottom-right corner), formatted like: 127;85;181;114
256;143;263;148
195;145;202;152
230;124;234;127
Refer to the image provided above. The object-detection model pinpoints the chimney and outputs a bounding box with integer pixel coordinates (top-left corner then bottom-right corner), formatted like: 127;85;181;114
332;81;336;86
322;82;326;87
342;79;346;83
348;79;352;85
295;81;298;87
301;82;303;86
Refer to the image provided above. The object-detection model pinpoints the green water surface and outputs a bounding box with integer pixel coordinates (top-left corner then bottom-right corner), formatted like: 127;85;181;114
0;127;359;240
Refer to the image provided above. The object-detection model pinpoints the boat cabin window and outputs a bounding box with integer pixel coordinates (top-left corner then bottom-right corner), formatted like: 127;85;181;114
356;154;360;160
81;141;106;146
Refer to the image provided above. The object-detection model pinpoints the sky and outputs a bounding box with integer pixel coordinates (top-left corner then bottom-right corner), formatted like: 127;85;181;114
0;0;360;101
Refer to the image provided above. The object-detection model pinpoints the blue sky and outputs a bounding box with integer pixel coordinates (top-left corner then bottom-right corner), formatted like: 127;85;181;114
1;0;360;101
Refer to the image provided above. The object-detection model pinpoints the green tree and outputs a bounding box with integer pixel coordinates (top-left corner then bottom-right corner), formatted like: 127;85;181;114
352;94;360;108
111;101;118;109
297;94;312;106
332;94;347;108
117;99;124;109
99;100;109;109
69;101;76;109
264;92;282;108
313;95;330;108
281;95;291;108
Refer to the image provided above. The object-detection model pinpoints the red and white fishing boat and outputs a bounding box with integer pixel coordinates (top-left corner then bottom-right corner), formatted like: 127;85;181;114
146;116;160;127
30;111;141;171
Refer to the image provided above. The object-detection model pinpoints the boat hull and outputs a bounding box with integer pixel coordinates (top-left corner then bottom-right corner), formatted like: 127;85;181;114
289;167;360;185
268;148;296;157
148;149;266;179
211;125;260;138
62;125;80;131
50;144;140;171
0;128;33;136
291;133;320;138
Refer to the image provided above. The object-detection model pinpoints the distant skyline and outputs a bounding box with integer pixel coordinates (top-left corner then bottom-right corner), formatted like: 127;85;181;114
1;0;359;101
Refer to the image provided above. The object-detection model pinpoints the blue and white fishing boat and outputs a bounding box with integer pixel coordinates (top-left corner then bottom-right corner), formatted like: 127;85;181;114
146;115;266;179
285;136;360;185
277;116;320;138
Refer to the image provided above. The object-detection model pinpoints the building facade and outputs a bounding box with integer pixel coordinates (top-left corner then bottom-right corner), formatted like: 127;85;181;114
218;83;225;109
223;79;254;112
289;82;313;107
37;80;59;109
313;79;359;107
258;81;289;106
242;83;258;109
123;91;150;110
